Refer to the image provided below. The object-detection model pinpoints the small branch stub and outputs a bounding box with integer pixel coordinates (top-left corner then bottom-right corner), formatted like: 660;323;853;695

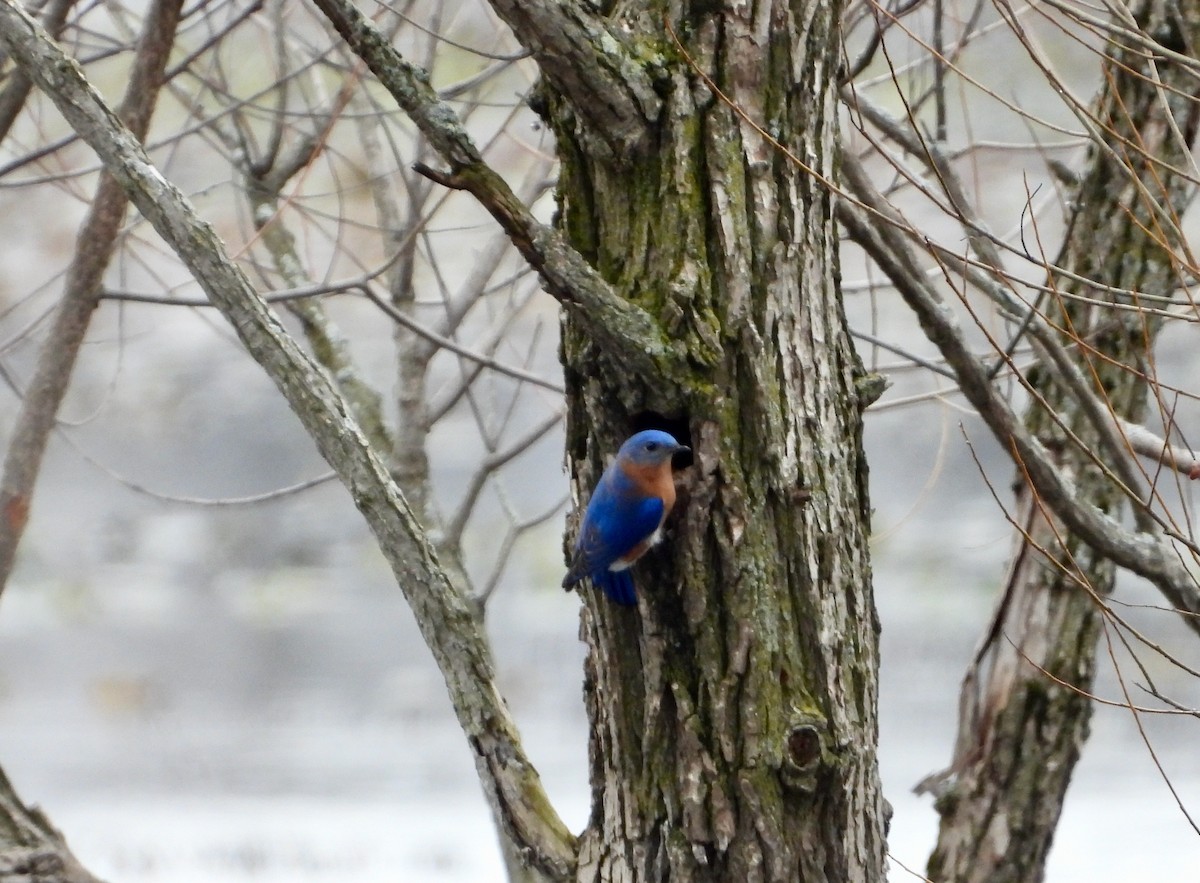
855;371;889;409
412;161;462;191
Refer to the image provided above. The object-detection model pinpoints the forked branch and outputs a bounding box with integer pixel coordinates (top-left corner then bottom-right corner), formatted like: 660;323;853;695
311;0;679;379
837;154;1200;630
485;0;662;157
0;3;577;876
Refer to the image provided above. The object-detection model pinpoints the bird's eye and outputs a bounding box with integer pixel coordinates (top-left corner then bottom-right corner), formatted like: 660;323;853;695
645;441;659;452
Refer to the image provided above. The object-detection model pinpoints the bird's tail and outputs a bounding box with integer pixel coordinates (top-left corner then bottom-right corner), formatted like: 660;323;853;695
594;569;637;606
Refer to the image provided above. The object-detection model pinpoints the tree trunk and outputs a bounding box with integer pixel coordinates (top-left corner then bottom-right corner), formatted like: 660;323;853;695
923;2;1200;879
0;766;105;883
537;5;888;879
4;0;888;878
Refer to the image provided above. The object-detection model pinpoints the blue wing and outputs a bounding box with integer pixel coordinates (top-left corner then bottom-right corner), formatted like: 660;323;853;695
563;469;665;604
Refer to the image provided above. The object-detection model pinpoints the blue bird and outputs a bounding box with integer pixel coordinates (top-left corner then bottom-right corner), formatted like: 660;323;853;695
563;430;689;605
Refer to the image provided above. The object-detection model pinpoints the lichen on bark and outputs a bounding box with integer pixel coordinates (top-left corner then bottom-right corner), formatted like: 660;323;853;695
548;4;886;880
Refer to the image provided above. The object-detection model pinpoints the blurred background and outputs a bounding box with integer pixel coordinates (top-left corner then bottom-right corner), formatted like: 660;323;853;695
0;1;1197;880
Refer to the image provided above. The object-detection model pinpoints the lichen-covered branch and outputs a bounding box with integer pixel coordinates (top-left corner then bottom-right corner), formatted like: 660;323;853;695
309;0;680;380
0;3;577;877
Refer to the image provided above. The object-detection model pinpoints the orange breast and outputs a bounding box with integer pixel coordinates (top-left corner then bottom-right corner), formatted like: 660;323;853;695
624;461;677;514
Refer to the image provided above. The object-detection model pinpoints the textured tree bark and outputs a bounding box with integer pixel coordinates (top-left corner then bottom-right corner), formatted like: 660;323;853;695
4;0;887;878
923;3;1200;880
0;767;105;883
538;5;888;880
318;1;888;871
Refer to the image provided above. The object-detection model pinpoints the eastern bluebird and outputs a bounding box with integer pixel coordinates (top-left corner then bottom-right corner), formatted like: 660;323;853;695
562;430;689;605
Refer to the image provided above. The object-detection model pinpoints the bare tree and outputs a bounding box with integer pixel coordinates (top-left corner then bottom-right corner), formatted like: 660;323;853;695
839;0;1200;879
0;0;1197;882
915;2;1200;878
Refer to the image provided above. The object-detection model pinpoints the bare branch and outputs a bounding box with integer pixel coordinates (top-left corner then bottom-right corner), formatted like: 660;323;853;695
242;81;393;454
1114;414;1200;479
838;153;1200;628
446;411;563;548
57;422;338;503
0;3;578;875
310;0;679;378
476;491;568;607
0;0;72;141
0;0;184;598
362;283;564;393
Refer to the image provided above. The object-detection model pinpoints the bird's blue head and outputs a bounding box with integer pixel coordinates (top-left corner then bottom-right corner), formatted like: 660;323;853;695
616;430;689;467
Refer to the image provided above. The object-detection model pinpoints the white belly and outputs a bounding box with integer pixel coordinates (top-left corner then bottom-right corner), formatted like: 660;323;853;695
609;525;664;571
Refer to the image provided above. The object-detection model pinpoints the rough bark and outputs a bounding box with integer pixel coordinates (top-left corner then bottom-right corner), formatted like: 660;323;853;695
486;0;661;159
923;3;1200;880
313;0;681;383
317;0;887;877
4;1;888;879
0;767;105;883
547;4;887;880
